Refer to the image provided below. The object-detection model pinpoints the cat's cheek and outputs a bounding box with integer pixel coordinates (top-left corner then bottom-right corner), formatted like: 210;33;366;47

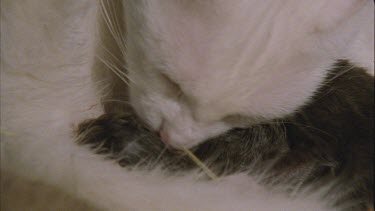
129;91;163;131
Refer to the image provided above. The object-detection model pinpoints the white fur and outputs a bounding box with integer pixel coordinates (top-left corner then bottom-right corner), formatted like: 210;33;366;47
1;0;373;210
126;0;374;148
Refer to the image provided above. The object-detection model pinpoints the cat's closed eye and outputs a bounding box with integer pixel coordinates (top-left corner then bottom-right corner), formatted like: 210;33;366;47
159;72;184;99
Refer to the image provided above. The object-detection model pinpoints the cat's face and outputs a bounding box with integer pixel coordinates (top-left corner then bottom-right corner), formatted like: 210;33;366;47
124;0;368;148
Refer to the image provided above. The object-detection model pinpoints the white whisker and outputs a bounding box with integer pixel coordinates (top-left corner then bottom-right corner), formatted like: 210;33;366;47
110;0;127;49
98;43;123;65
97;55;129;85
327;65;355;83
99;0;127;56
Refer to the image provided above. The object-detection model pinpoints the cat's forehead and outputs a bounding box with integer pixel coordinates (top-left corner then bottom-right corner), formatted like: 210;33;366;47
125;0;367;79
129;0;362;54
130;0;367;35
128;2;297;76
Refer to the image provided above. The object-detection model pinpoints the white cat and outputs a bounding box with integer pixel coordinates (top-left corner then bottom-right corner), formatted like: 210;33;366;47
1;0;373;210
125;0;374;148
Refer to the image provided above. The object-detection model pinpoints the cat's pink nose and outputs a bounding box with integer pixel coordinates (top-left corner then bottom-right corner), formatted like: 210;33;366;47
159;128;171;146
159;129;183;152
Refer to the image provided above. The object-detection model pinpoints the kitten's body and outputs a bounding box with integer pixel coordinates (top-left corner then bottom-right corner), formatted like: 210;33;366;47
1;0;373;210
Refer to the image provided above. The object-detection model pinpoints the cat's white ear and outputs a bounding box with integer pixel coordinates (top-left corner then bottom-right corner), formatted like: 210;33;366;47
314;0;369;31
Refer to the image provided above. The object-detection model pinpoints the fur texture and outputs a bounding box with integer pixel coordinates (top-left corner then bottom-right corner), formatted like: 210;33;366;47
1;0;373;210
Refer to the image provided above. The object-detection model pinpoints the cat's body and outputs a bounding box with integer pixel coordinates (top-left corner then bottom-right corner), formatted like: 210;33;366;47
1;0;373;211
77;60;374;210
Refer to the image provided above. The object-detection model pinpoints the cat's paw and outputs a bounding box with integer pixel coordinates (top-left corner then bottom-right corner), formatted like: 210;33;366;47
75;113;211;172
75;113;165;167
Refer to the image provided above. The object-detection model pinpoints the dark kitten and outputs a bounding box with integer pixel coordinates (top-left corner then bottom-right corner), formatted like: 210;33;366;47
76;60;374;211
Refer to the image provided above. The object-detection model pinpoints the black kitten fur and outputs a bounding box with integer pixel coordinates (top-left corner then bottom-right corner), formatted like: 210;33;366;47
76;60;374;211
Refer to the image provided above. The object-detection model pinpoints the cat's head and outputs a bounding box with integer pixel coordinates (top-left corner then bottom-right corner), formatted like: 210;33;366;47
124;0;372;148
